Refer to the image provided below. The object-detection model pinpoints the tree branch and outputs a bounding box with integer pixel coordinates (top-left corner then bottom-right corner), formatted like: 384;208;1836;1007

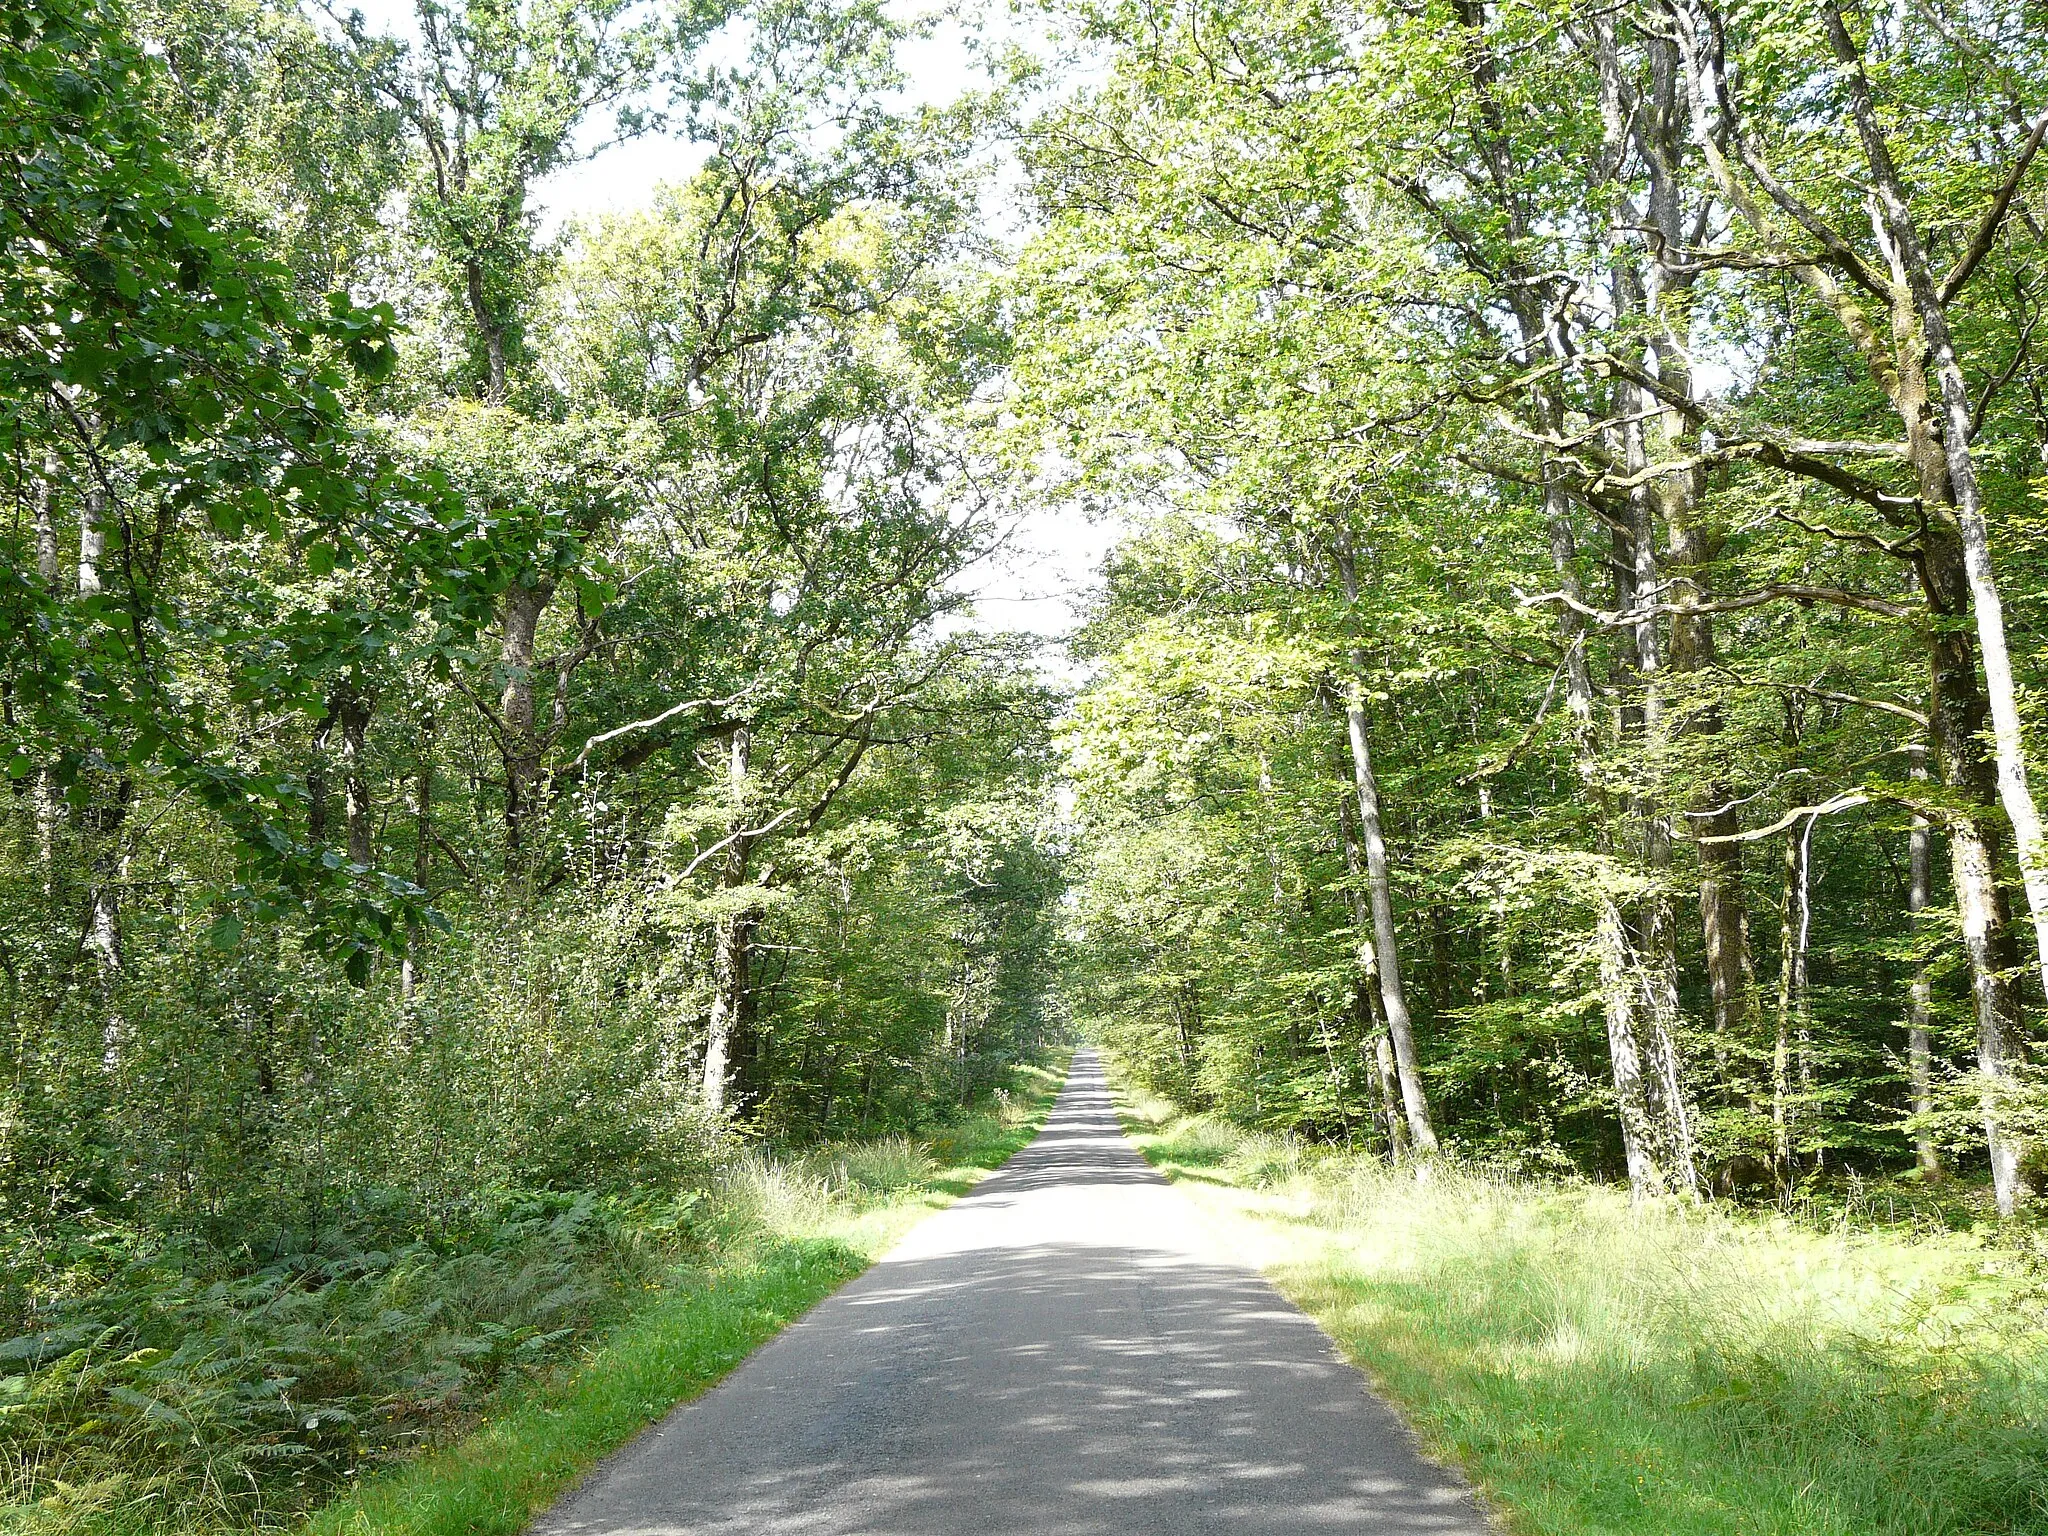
1695;790;1871;843
563;692;747;776
676;807;800;881
1710;667;1929;725
1517;581;1918;624
1940;107;2048;303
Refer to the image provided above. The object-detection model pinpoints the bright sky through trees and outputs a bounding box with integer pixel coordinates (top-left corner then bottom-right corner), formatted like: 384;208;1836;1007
332;0;1120;647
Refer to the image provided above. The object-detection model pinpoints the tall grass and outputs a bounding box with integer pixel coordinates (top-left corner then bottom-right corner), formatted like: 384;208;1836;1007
1124;1094;2048;1536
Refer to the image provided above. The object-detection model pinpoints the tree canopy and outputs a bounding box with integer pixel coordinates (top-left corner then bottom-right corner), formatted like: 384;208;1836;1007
4;0;2048;1515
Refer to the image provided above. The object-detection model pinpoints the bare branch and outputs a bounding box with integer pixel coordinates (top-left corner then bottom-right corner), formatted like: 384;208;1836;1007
1970;304;2038;438
1458;659;1565;783
1764;503;1922;558
676;807;800;881
563;693;747;776
1517;581;1919;625
1683;768;1815;819
1711;667;1929;725
1695;791;1871;843
1940;107;2048;303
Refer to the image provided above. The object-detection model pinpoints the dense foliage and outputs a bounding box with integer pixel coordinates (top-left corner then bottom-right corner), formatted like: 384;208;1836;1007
1;0;1059;1521
1014;0;2048;1213
9;0;2048;1523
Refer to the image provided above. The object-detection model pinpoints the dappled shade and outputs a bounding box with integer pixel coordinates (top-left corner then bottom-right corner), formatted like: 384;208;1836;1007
531;1053;1490;1535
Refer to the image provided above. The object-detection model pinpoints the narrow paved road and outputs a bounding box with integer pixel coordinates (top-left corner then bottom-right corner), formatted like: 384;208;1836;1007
531;1050;1492;1534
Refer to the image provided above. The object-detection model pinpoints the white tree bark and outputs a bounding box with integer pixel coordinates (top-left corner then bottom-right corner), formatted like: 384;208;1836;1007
1906;748;1939;1180
1333;540;1438;1154
1819;0;2048;1006
701;725;753;1116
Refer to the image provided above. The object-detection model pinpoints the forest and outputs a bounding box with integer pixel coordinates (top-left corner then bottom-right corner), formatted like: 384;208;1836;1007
1038;0;2048;1213
3;0;2047;1527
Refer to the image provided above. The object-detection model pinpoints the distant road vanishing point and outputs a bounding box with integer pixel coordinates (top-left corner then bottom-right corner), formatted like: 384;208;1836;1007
529;1049;1495;1535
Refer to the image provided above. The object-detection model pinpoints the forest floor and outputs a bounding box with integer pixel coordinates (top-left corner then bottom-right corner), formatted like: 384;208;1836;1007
1112;1080;2048;1536
1;1057;1068;1536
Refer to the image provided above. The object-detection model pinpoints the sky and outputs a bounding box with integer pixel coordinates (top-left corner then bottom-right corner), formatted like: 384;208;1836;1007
334;0;1121;653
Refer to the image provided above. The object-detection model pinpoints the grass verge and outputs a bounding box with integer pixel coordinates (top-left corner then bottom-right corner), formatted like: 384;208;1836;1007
1111;1076;2048;1536
303;1056;1066;1536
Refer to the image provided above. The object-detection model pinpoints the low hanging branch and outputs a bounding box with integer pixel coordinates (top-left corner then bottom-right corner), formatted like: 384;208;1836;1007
1516;582;1919;625
562;691;750;776
1695;790;1872;844
674;806;802;881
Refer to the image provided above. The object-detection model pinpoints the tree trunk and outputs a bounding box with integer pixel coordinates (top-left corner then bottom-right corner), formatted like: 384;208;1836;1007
1536;375;1696;1196
1372;1033;1409;1157
1661;447;1749;1072
1333;817;1398;1157
701;910;750;1117
1694;797;1749;1070
78;483;103;598
402;711;435;1008
336;685;373;869
1617;390;1700;1198
467;256;509;403
498;580;555;864
1922;520;2028;1212
1597;896;1662;1192
1773;815;1814;1177
1953;820;2025;1213
1821;0;2048;1002
701;724;754;1116
1172;975;1200;1091
33;465;59;586
1906;745;1939;1178
32;465;61;882
1551;462;1678;1197
1325;587;1438;1156
88;868;121;982
86;780;129;1071
74;489;126;1062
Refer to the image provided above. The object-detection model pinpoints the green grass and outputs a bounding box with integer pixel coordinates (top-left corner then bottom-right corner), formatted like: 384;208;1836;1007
1113;1083;2048;1536
302;1057;1067;1536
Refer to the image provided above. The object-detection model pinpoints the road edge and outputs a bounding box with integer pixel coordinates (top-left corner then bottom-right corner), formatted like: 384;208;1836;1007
300;1052;1073;1536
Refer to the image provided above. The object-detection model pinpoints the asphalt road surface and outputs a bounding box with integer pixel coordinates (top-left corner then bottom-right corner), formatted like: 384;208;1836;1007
530;1049;1494;1535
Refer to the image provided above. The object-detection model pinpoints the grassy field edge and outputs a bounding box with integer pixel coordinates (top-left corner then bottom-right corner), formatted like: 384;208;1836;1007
304;1054;1071;1536
1095;1070;1514;1527
1102;1058;2048;1536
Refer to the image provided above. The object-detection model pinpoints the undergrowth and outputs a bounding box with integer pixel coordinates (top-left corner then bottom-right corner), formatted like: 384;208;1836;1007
1118;1086;2048;1536
0;1062;1063;1536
